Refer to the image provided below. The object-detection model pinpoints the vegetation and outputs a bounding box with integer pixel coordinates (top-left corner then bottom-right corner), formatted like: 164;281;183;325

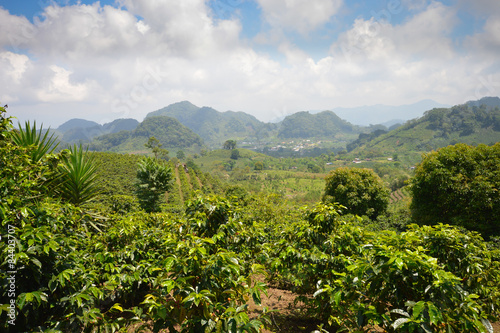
277;110;359;139
135;156;173;212
56;144;101;205
349;101;500;157
1;100;500;333
323;167;390;219
410;143;500;237
90;115;203;152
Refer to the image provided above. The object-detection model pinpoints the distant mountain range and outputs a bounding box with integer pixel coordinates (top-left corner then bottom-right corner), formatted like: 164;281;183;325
89;116;203;152
49;97;500;154
54;118;140;143
146;101;277;146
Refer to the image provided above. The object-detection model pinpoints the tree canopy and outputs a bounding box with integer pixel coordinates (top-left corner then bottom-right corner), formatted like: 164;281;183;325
410;143;500;237
322;167;390;219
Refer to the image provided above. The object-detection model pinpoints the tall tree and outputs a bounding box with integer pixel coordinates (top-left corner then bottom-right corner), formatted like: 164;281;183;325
223;140;236;150
145;136;169;159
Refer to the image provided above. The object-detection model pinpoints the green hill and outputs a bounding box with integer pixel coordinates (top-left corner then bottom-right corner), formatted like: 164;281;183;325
348;100;500;156
277;110;360;139
146;101;276;147
90;116;204;152
53;118;139;144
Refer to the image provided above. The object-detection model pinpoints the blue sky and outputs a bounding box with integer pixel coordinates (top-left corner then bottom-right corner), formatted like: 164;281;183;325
0;0;499;126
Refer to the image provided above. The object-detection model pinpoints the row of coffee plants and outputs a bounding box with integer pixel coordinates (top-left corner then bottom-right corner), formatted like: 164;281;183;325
1;106;499;332
267;203;500;332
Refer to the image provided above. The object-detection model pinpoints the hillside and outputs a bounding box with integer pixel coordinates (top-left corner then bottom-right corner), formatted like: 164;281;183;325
348;99;500;156
54;118;139;143
90;116;203;152
277;110;360;139
146;101;277;147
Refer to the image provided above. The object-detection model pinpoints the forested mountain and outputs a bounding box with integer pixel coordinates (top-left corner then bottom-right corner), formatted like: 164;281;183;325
52;97;500;154
90;116;203;152
53;118;139;143
347;99;500;155
277;110;360;139
146;101;277;146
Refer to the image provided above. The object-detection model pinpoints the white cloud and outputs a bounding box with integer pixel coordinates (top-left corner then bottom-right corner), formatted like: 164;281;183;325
464;15;500;58
0;52;29;83
256;0;343;35
0;0;499;127
37;65;93;102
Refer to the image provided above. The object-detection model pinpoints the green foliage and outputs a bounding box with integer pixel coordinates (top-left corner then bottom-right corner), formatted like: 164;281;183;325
224;139;237;150
56;144;100;205
410;143;500;237
145;136;169;159
2;102;500;333
230;149;240;160
11;121;59;162
323;167;390;219
147;101;272;147
350;103;500;156
313;224;498;332
135;157;173;212
176;150;185;160
277;111;358;139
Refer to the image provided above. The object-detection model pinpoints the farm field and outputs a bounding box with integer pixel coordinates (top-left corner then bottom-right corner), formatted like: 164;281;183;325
2;108;500;333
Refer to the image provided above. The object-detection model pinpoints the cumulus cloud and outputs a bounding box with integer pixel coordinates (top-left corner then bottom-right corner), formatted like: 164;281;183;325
256;0;343;35
0;0;498;126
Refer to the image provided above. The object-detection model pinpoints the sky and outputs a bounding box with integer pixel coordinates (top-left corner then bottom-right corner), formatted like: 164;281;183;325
0;0;499;127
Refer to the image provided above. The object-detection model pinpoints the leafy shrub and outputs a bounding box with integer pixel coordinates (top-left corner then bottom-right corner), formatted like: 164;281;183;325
323;167;390;219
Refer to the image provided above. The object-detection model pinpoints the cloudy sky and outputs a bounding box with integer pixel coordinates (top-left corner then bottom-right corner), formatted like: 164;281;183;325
1;0;499;127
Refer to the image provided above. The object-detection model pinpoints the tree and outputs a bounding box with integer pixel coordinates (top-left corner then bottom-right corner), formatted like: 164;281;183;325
223;140;236;150
230;149;240;160
322;167;390;219
145;136;169;159
254;161;264;171
176;150;185;160
135;156;173;212
410;143;500;237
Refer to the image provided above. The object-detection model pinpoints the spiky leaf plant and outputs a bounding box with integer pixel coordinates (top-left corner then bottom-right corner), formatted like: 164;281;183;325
11;121;59;162
57;144;100;205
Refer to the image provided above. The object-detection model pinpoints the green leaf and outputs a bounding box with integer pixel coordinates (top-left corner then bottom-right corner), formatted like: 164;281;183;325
412;301;426;318
390;309;410;317
392;318;409;329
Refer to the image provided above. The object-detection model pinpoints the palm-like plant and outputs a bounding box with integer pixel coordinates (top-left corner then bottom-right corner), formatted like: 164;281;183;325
57;144;100;205
11;121;59;162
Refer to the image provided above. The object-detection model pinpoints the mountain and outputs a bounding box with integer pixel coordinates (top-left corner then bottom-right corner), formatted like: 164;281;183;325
330;100;451;126
90;116;203;152
348;99;500;155
54;118;139;143
146;101;276;147
103;118;140;133
57;118;100;132
466;96;500;109
277;110;360;139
